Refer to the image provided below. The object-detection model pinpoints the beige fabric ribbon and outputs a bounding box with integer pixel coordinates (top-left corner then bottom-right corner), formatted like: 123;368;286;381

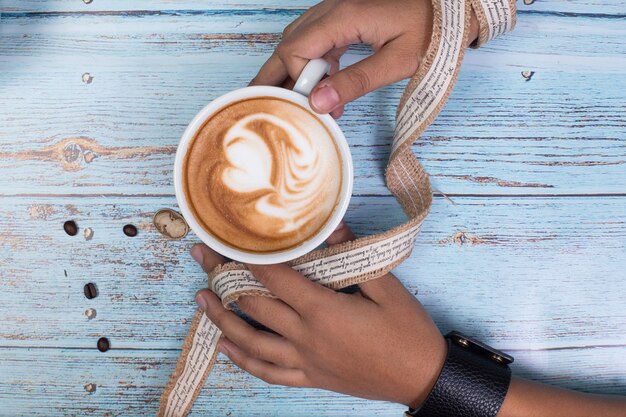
158;0;515;415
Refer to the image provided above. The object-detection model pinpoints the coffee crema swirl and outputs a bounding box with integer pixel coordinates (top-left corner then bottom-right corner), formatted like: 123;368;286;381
184;97;342;253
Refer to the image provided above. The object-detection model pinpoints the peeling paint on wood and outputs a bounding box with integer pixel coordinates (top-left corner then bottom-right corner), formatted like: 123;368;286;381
2;0;624;14
0;1;624;414
0;137;176;173
432;174;554;188
0;11;623;195
0;347;623;416
0;196;624;350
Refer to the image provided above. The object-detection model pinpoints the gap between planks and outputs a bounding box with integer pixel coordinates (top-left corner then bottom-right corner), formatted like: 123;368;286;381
3;343;626;352
1;10;624;18
2;193;626;198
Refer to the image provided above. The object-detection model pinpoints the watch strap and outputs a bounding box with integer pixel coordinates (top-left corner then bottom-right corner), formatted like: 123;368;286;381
407;332;512;417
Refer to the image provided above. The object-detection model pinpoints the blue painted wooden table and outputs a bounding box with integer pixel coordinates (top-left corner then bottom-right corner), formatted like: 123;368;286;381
1;0;624;415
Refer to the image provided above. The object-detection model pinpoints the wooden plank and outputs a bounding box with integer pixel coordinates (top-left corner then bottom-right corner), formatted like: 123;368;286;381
526;0;626;15
2;0;625;15
1;10;624;58
1;195;624;349
0;346;623;416
1;13;624;196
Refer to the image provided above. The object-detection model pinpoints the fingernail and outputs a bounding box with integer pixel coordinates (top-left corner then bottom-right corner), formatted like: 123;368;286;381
311;85;340;113
195;291;208;311
191;244;204;264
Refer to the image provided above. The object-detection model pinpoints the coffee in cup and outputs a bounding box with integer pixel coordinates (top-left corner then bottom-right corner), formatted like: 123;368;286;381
183;96;343;253
175;59;353;264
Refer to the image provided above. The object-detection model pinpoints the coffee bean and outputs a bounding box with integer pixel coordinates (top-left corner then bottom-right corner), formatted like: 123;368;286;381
84;308;97;320
97;337;110;352
153;209;189;240
84;283;98;299
123;224;138;237
83;227;94;241
64;220;78;236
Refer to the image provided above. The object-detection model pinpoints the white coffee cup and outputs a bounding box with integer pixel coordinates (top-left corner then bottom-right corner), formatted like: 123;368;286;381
174;59;353;264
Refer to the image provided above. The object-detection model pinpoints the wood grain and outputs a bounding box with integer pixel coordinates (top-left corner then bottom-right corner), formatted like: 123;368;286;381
1;0;625;412
1;196;624;350
1;10;623;59
2;0;625;14
0;346;623;417
1;10;624;195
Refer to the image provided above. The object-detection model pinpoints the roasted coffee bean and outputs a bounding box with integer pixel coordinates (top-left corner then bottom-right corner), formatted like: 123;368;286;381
97;337;110;352
123;224;138;237
153;209;189;240
84;283;98;299
64;220;78;236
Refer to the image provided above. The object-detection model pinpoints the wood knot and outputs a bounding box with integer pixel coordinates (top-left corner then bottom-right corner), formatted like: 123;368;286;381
0;136;175;172
63;142;83;163
438;231;493;246
58;138;100;171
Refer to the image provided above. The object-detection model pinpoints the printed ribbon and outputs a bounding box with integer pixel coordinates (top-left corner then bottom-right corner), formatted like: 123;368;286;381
158;0;515;415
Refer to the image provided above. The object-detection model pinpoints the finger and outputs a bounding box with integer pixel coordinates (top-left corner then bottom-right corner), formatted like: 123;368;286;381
196;290;301;368
323;46;348;77
219;338;308;387
330;106;344;119
237;294;302;339
321;223;403;303
325;220;356;246
356;272;406;305
276;15;355;85
310;41;419;113
323;48;348;119
250;2;329;87
281;1;328;38
191;243;225;273
280;77;296;90
246;263;335;314
250;52;289;87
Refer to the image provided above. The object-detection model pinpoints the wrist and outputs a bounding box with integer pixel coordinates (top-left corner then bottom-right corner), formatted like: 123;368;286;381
406;332;513;417
407;334;447;409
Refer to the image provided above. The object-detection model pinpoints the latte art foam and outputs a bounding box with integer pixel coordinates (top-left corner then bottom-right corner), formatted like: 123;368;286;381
222;113;327;233
184;97;342;253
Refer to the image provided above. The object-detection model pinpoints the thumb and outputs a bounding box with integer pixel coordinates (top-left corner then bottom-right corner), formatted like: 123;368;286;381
325;220;355;246
309;43;418;113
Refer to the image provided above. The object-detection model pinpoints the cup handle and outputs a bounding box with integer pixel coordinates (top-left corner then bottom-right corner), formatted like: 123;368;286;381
293;59;331;97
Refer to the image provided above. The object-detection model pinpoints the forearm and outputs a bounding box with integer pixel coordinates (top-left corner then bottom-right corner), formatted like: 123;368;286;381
499;377;626;417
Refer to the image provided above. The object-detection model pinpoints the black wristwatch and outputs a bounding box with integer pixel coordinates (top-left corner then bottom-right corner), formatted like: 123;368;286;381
406;331;514;417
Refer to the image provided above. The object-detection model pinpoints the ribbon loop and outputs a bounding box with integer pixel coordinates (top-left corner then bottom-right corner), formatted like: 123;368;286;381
158;0;516;415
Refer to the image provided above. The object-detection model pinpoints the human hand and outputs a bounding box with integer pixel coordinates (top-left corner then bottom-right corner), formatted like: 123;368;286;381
251;0;479;119
192;222;447;409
